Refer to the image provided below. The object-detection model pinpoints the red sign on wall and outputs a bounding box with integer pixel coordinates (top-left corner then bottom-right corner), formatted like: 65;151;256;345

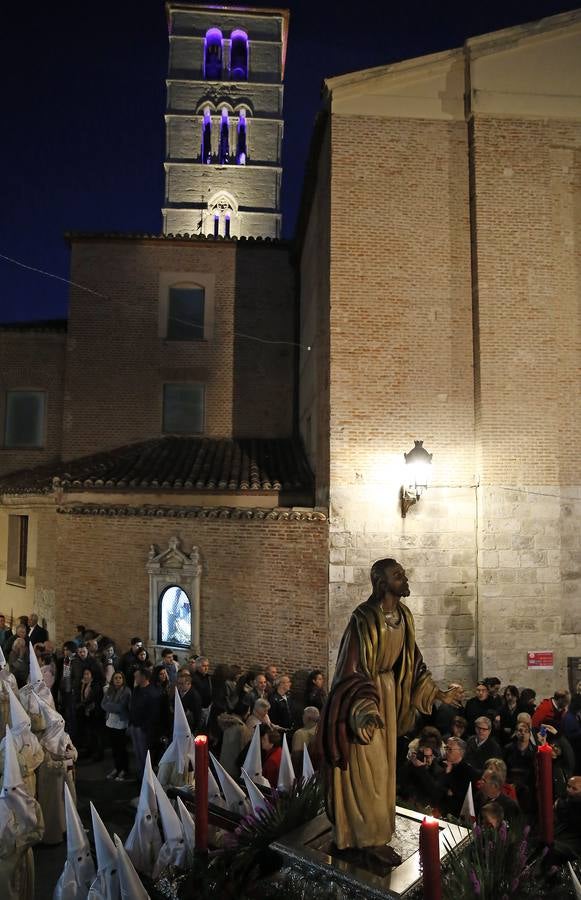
527;651;554;670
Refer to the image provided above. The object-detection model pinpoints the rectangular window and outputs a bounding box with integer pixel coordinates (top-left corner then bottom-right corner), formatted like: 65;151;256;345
167;286;205;341
163;384;205;434
7;515;28;586
4;391;46;448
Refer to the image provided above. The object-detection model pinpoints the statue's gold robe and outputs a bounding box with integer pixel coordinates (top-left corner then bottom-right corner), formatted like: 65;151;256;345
321;600;440;849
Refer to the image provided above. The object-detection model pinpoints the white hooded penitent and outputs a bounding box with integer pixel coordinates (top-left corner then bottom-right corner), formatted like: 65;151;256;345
124;752;161;878
210;752;249;815
37;695;72;757
114;835;150;900
241;768;268;815
1;725;38;830
88;802;120;900
53;781;96;900
176;797;195;859
158;691;195;772
277;733;295;793
152;773;187;878
302;743;315;780
8;687;32;736
242;726;270;788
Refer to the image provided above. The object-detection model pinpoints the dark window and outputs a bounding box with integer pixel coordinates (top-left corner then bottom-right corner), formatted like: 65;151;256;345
202;113;212;163
4;391;46;448
158;585;191;648
224;215;231;238
219;109;229;164
163;383;205;434
7;515;28;586
237;115;247;164
204;28;223;80
230;30;248;80
213;215;220;238
167;285;204;340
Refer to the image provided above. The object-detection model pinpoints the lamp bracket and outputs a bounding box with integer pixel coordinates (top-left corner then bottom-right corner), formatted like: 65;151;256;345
401;487;419;518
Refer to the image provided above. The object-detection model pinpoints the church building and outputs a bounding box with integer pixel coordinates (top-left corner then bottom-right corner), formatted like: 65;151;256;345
1;4;580;693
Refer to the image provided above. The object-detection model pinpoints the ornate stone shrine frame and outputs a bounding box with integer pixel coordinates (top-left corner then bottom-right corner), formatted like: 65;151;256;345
146;536;202;657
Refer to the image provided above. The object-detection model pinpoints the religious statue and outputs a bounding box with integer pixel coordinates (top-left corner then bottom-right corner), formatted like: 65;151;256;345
320;558;463;869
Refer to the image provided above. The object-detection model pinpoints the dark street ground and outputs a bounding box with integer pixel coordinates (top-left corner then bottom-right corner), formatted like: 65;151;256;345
34;748;138;899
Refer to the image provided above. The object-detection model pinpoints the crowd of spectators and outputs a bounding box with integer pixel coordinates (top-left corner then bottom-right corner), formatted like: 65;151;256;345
1;615;580;860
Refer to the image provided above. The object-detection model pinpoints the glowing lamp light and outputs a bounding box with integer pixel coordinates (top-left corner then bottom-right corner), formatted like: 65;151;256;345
401;440;433;518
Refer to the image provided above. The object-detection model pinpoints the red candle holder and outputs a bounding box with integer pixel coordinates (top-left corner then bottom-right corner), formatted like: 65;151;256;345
419;815;441;900
195;735;209;853
537;743;554;845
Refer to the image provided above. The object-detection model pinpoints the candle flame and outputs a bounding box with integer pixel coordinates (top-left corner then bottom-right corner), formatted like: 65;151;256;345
195;735;208;745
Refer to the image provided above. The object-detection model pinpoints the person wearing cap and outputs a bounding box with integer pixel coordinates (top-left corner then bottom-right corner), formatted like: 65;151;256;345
119;637;146;690
0;727;44;899
36;697;78;845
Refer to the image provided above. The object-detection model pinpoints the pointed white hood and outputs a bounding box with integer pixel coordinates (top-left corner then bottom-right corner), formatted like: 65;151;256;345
302;744;315;780
568;861;581;900
277;733;295;793
152;774;187;878
0;726;38;831
28;646;44;685
460;782;476;823
241;768;268;815
53;781;96;899
176;797;195;858
0;645;6;668
89;803;120;900
114;835;150;900
38;695;73;756
158;691;195;772
8;687;31;736
208;766;224;806
210;752;249;814
241;726;270;788
124;753;161;878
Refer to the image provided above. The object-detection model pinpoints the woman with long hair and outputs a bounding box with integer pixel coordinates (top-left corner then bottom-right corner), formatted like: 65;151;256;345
101;670;131;780
152;664;173;762
499;684;520;745
76;667;104;761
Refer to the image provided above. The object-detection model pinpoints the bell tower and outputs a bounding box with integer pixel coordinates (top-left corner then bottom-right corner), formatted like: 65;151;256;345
164;3;289;239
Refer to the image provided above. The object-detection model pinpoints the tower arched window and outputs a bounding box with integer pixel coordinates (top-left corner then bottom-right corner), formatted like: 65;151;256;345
201;107;212;163
230;30;248;80
236;109;247;165
219;108;229;164
204;28;223;80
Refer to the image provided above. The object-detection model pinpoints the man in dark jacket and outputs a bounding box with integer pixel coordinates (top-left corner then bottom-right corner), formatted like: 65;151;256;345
28;613;48;647
269;674;295;730
441;737;478;817
191;656;213;728
129;667;162;778
176;668;202;733
476;769;521;825
465;682;495;733
119;637;145;689
464;717;503;775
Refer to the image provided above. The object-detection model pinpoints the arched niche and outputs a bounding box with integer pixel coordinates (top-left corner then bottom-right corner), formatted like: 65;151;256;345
146;536;202;659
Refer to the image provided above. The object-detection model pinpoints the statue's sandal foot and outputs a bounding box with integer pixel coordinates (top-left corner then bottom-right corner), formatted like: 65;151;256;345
365;845;402;870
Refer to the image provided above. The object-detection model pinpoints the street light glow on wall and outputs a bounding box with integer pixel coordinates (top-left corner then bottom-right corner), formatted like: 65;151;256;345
401;440;433;517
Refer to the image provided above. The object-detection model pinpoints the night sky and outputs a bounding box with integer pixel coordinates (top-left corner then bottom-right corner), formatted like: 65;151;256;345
1;0;578;323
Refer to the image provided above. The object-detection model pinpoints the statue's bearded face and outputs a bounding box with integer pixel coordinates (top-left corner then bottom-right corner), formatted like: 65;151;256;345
386;564;410;597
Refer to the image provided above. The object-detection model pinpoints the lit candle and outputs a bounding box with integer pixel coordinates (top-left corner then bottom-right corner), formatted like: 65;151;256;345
419;815;441;900
537;744;554;845
195;735;209;852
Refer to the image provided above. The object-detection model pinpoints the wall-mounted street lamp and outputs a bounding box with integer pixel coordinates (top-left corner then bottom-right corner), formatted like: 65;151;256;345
401;440;433;517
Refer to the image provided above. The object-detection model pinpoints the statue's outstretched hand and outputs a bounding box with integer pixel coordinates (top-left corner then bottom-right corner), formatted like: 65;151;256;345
352;699;384;744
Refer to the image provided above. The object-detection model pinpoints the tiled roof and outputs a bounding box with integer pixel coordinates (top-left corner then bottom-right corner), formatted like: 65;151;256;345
0;437;314;496
57;504;327;521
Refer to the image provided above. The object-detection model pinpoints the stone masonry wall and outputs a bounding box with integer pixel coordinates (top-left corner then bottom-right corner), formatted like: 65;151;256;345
325;114;476;687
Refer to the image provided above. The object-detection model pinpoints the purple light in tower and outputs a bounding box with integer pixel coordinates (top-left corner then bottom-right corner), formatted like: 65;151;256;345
230;29;248;80
237;108;247;165
202;107;212;163
219;107;229;164
225;215;231;238
204;28;223;80
213;215;220;238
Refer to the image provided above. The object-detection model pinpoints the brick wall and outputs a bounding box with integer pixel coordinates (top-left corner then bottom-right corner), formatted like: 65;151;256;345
54;510;329;676
0;331;66;477
63;237;295;459
233;243;295;437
